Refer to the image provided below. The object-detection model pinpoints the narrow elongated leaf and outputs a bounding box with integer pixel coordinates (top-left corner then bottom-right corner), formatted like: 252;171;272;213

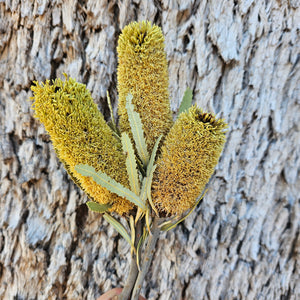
146;165;159;216
130;215;135;255
106;91;118;135
58;157;98;202
146;135;162;177
75;164;146;210
159;219;175;230
103;213;134;247
178;87;193;116
121;132;140;195
140;177;148;203
125;93;149;166
161;190;207;231
143;134;162;215
136;159;146;177
86;201;111;213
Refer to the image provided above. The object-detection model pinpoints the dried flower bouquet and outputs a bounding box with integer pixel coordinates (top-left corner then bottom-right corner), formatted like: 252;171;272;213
31;21;227;300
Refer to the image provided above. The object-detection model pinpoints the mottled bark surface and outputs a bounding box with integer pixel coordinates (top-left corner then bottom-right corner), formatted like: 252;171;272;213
0;0;299;299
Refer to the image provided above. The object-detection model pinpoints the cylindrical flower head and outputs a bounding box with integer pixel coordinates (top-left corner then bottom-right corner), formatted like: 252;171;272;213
151;106;227;216
31;76;134;215
117;21;173;152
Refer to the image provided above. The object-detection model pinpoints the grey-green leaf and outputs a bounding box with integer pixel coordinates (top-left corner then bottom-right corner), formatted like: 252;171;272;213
178;87;193;116
106;91;118;135
121;132;140;195
140;177;148;203
125;93;149;166
86;201;111;213
75;164;146;210
146;135;162;177
146;165;159;216
103;213;133;247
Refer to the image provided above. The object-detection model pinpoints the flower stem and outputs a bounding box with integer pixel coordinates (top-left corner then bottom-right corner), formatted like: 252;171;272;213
131;217;160;300
118;220;142;300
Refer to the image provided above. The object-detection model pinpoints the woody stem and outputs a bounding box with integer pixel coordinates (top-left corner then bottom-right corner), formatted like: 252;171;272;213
131;217;160;300
118;220;142;300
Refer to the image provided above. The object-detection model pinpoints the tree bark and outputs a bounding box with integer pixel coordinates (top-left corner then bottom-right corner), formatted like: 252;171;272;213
0;1;299;299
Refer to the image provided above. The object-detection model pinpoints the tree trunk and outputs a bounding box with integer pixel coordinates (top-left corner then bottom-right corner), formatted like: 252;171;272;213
0;1;299;299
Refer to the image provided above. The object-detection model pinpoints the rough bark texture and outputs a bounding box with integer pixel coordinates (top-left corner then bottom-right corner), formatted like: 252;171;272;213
0;1;299;299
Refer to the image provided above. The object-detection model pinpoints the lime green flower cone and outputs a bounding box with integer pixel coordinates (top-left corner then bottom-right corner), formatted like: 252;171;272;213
117;21;173;153
151;106;227;216
31;76;133;215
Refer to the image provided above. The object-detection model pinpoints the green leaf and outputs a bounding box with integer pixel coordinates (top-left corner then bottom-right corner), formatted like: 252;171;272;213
160;221;179;232
161;189;207;231
146;165;159;216
125;93;149;166
121;132;140;195
146;135;162;177
56;155;97;201
141;136;162;216
75;164;146;210
140;177;148;203
86;201;111;213
107;121;121;139
106;91;118;135
103;213;133;247
178;87;193;116
139;163;159;216
159;219;175;231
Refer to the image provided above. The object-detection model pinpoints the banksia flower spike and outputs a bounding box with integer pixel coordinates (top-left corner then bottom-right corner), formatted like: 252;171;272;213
117;21;173;152
151;106;227;216
31;76;133;215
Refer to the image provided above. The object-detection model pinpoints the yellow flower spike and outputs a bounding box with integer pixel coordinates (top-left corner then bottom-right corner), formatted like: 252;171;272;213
117;21;173;152
31;75;134;215
151;106;227;216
